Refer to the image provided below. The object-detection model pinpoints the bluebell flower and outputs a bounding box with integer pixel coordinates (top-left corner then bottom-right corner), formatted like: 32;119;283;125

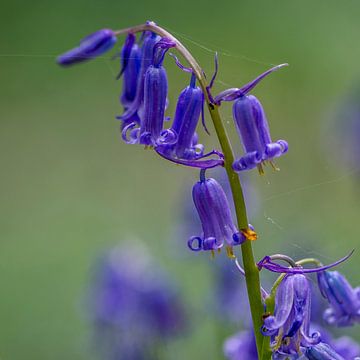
223;330;258;360
88;243;187;359
120;32;161;125
262;274;321;359
122;38;175;146
214;64;288;174
57;29;117;66
155;73;224;169
317;270;360;327
188;172;255;254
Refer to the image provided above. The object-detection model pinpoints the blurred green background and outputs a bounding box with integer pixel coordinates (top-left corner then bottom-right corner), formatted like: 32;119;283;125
1;0;360;359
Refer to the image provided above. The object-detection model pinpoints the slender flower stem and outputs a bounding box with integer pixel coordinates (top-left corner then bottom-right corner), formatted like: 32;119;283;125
114;22;266;359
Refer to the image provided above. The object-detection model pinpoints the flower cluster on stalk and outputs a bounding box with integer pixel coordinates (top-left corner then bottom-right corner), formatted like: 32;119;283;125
57;22;360;360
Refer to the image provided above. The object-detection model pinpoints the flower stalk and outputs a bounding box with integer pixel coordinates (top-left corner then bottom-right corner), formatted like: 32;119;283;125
115;21;266;359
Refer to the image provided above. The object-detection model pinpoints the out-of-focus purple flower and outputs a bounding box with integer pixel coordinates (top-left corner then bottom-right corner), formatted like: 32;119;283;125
310;324;360;360
304;342;346;360
188;173;254;253
214;64;288;174
223;330;257;360
317;270;360;327
331;336;360;360
262;274;321;359
57;29;117;66
88;243;187;359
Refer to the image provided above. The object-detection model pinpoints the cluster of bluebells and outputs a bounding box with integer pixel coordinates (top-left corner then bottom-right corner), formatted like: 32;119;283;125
222;255;360;360
88;242;187;360
57;22;359;360
57;25;288;173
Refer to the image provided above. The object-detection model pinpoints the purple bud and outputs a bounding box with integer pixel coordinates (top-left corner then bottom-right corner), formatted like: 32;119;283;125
317;271;360;326
57;29;117;66
305;342;346;360
232;94;288;172
188;176;249;252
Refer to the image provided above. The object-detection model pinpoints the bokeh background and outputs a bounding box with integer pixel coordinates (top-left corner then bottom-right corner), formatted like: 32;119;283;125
1;0;360;359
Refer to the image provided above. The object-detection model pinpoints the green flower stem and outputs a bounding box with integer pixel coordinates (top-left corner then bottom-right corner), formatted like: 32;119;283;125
115;22;266;359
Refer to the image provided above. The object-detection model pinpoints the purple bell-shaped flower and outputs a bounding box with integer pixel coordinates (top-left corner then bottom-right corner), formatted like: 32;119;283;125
214;64;288;174
122;37;175;146
262;274;321;358
188;171;254;255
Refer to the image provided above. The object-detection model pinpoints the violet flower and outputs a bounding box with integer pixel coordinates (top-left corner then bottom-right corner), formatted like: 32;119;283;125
156;73;224;169
122;38;175;146
223;330;258;360
214;64;288;173
57;29;117;66
188;172;252;253
331;336;360;360
262;274;321;359
88;243;187;360
120;32;161;124
317;270;360;327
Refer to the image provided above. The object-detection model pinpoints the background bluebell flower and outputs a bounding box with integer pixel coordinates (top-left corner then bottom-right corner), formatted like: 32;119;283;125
223;330;257;360
304;342;346;360
317;270;360;327
88;242;188;359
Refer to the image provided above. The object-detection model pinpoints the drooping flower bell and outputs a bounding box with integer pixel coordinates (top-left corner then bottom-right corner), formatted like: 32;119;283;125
120;32;161;123
122;37;175;146
262;274;321;359
187;171;254;255
155;73;224;169
214;64;288;174
317;270;360;327
158;73;204;157
118;34;141;109
57;29;117;66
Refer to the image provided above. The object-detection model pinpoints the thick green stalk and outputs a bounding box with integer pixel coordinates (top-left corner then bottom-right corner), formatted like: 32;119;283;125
115;22;266;359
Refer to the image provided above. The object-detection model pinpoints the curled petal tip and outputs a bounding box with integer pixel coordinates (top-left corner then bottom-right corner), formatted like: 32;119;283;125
258;250;354;274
